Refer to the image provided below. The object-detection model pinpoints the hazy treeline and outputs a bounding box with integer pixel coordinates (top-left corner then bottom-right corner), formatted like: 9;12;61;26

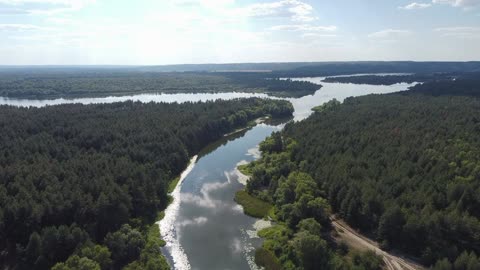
322;72;480;87
3;61;480;99
5;61;479;74
276;62;480;77
0;98;293;270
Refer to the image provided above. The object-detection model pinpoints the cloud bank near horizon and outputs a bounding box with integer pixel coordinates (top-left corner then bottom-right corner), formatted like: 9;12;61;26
0;0;479;64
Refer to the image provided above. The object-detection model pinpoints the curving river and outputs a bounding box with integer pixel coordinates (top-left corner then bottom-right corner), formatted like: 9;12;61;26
0;77;417;270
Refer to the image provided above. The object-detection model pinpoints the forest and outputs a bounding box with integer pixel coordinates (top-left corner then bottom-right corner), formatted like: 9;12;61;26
239;131;385;270
0;98;293;270
243;81;480;269
0;71;320;98
403;77;480;97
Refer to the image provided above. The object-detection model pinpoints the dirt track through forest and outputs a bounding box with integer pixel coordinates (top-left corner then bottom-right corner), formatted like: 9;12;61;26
331;218;424;270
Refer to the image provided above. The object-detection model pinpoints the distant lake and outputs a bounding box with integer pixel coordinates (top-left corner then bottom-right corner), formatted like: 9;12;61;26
0;76;416;122
0;92;271;107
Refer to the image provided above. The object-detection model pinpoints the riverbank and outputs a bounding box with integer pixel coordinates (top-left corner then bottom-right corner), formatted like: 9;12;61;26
223;117;269;137
233;160;273;219
234;190;273;219
234;161;282;269
157;155;198;270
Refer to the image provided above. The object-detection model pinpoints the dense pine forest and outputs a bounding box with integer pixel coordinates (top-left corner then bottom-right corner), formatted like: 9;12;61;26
0;98;293;270
243;80;480;269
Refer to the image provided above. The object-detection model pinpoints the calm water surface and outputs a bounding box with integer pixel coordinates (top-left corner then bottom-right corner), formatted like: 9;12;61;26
0;77;417;270
0;92;271;107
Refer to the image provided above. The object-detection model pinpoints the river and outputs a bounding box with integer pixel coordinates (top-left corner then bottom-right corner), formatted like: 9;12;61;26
0;77;417;270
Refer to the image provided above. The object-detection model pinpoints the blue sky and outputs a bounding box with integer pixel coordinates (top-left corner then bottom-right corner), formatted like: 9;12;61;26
0;0;479;64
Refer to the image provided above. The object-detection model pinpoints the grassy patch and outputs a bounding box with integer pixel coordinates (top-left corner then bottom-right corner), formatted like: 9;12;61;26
157;211;166;222
255;248;283;270
147;223;166;247
258;225;287;239
237;163;253;176
267;207;277;220
234;190;273;218
168;176;181;193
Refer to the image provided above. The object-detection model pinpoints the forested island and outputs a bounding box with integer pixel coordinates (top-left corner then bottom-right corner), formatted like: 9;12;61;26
240;79;480;270
404;77;480;97
0;98;293;270
0;70;320;99
322;72;480;86
322;74;436;85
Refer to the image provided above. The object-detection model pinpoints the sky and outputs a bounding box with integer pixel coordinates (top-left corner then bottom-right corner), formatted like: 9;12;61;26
0;0;479;65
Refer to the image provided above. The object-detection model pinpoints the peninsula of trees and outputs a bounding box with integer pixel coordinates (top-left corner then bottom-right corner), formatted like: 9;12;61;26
242;79;480;270
322;72;479;86
0;71;320;99
0;98;293;270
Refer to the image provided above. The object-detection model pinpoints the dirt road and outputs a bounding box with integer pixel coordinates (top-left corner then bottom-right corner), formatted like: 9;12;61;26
331;218;424;270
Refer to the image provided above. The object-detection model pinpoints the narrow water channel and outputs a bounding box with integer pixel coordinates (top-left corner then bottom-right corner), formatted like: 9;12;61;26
156;78;416;270
160;124;281;270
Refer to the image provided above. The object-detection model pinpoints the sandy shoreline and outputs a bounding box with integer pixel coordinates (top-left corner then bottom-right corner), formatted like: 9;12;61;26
157;155;198;270
223;117;269;137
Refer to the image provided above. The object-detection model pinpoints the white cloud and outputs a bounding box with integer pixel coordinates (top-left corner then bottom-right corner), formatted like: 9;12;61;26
435;26;480;38
399;2;432;9
242;0;317;22
230;238;242;255
432;0;480;8
0;0;95;15
0;0;93;6
269;24;337;32
368;29;412;38
172;0;234;6
302;33;338;38
45;16;75;25
0;6;29;14
179;216;208;227
0;23;54;31
181;179;231;209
